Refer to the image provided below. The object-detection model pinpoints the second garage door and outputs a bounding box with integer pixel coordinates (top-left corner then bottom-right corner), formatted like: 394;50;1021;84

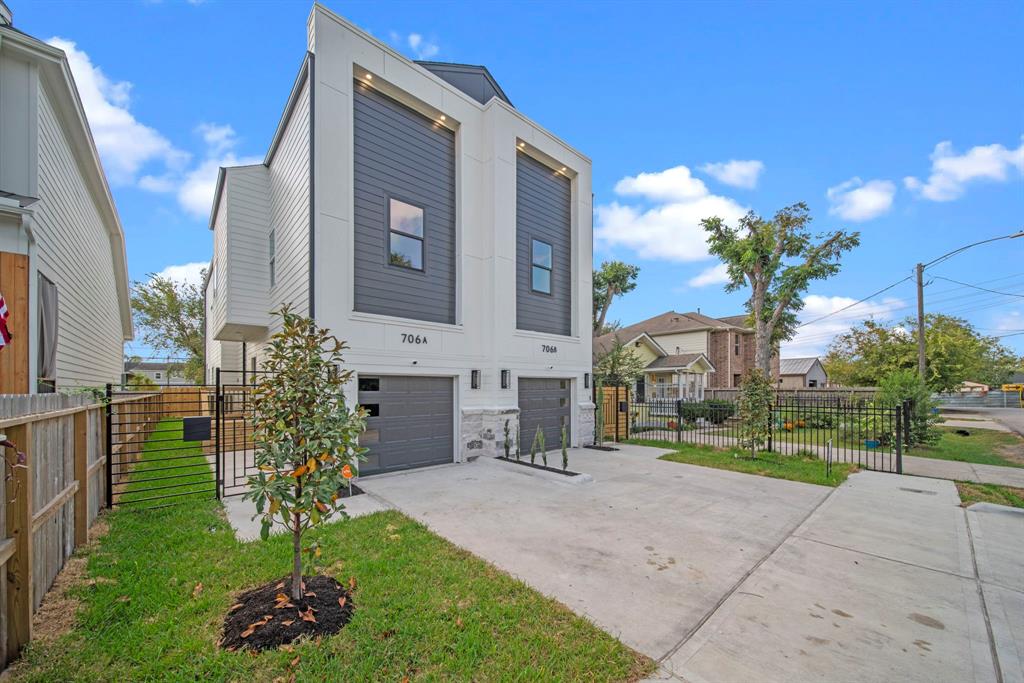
518;378;572;451
357;376;453;475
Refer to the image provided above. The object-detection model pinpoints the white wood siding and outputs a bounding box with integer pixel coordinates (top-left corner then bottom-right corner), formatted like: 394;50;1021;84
224;166;271;327
651;330;708;356
32;82;122;387
209;191;228;338
266;76;310;322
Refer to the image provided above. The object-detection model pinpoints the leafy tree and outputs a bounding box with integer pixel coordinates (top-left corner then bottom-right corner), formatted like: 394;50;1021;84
594;338;647;388
131;274;206;384
560;419;569;471
702;203;860;374
737;369;773;455
593;261;640;334
245;306;368;601
876;369;941;446
124;371;156;389
825;314;1020;391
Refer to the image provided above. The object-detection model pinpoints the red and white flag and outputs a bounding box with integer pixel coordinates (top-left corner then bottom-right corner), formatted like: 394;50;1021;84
0;292;11;350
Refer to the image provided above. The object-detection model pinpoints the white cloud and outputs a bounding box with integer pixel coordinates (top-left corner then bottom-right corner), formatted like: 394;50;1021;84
596;165;748;262
688;263;730;288
782;294;905;358
390;31;440;59
904;138;1024;201
614;165;709;202
699;160;765;189
48;37;189;185
154;261;208;288
826;177;896;221
140;124;260;219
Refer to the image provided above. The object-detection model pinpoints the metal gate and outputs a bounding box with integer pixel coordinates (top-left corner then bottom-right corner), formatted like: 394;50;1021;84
217;369;260;498
106;383;219;509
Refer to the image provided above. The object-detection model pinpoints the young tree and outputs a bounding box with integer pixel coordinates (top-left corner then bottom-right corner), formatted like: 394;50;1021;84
702;203;860;374
131;274;206;384
245;307;367;601
737;369;774;456
594;338;647;388
593;261;640;334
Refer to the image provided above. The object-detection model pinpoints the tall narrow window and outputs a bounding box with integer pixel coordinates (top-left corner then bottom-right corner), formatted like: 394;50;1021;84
37;273;58;393
388;198;424;270
268;230;276;287
531;239;552;294
734;334;740;356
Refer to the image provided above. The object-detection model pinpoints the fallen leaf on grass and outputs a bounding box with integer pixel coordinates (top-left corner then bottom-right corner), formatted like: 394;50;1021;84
241;626;256;638
116;595;131;603
275;581;285;590
289;655;301;668
279;644;295;653
229;603;244;612
376;629;396;640
192;582;203;598
281;619;294;627
304;591;317;598
456;617;463;628
337;597;347;609
299;607;317;623
349;576;357;590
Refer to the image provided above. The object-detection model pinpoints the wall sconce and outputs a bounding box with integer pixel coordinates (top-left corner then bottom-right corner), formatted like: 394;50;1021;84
471;369;481;389
501;369;510;389
584;373;590;389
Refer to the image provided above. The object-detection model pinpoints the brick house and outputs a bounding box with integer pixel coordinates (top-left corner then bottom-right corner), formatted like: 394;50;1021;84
594;311;780;398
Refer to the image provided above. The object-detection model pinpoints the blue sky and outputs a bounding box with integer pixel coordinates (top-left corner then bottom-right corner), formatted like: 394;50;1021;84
16;0;1024;360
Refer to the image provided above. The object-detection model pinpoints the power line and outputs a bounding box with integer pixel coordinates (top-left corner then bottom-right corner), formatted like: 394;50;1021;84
930;275;1024;299
795;275;913;329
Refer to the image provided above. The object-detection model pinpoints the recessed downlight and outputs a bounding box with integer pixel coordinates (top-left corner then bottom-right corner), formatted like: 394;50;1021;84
365;73;373;80
440;115;446;121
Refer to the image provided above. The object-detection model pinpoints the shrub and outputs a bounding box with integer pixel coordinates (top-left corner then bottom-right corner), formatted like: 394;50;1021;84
877;369;941;446
245;306;367;601
503;419;512;459
738;370;774;454
561;419;569;471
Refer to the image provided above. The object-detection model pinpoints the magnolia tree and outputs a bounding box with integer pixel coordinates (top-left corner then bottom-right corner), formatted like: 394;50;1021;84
245;306;367;601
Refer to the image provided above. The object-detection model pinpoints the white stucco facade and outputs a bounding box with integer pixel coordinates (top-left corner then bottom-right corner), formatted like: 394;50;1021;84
207;4;593;465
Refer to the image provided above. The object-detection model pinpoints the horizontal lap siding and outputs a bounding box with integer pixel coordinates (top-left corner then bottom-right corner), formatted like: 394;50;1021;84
267;76;310;324
34;84;123;388
226;167;272;325
516;152;571;336
352;82;456;324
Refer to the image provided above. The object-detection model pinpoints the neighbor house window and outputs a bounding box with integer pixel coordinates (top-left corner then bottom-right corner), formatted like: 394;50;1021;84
388;198;424;270
37;273;58;393
734;334;740;356
808;379;818;388
531;239;552;294
268;230;276;287
154;372;162;380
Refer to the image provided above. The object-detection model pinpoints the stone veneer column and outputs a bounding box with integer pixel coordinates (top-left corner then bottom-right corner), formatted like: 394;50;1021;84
460;408;519;461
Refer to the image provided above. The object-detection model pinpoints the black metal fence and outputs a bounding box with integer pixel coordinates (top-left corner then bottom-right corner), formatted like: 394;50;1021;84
621;394;909;473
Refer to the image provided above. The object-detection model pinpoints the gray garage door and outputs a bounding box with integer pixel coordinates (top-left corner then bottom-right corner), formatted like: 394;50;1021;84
357;376;453;475
518;378;571;452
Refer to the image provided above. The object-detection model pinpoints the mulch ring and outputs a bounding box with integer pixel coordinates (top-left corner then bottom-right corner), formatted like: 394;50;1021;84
221;575;355;651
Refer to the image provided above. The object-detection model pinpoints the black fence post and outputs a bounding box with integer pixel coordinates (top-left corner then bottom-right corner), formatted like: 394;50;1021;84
767;397;774;453
676;399;683;444
895;400;904;474
904;399;914;449
215;368;222;499
105;383;113;508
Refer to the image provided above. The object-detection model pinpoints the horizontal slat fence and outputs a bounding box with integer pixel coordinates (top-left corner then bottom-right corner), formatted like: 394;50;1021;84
0;392;152;667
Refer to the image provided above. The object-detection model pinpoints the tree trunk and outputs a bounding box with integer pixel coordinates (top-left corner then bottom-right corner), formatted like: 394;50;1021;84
291;511;303;601
595;283;614;333
755;329;772;377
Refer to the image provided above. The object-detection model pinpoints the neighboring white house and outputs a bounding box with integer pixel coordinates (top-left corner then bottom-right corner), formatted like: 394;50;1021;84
206;4;593;474
123;361;190;387
0;2;133;393
592;331;715;401
778;357;828;389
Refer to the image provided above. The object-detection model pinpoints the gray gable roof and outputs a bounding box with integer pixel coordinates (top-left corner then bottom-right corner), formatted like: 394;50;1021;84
415;61;512;106
779;357;822;376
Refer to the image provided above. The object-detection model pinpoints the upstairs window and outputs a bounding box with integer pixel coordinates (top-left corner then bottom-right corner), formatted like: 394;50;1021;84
734;334;741;356
388;198;424;270
531;239;552;294
269;230;276;287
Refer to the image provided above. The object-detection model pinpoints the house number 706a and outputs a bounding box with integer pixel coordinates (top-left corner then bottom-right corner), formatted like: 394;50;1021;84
402;333;427;344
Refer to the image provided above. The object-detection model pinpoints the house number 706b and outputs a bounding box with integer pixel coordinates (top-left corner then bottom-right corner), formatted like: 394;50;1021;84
541;344;557;353
401;333;427;344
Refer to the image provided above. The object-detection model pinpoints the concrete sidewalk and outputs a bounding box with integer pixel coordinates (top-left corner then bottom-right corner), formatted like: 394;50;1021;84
667;471;1018;683
902;453;1024;488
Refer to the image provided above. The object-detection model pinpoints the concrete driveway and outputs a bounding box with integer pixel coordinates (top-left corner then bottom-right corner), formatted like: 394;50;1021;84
355;444;1020;682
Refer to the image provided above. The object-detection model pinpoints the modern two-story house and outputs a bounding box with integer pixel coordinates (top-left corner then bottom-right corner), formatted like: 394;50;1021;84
0;2;133;394
206;4;593;474
594;310;780;400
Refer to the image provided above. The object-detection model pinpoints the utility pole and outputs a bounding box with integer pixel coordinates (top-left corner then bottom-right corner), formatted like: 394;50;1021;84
916;263;926;381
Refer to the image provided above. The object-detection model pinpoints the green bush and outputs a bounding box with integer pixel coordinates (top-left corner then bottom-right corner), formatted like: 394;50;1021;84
877;369;941;446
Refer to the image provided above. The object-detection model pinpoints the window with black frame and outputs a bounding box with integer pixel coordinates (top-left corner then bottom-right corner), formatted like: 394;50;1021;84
388;198;424;270
531;239;552;294
37;273;58;393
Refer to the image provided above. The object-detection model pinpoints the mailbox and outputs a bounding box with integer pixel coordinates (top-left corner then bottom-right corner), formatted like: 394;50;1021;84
182;416;212;442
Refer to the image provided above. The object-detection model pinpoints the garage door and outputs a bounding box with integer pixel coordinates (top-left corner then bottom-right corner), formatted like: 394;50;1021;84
518;378;571;451
357;376;454;475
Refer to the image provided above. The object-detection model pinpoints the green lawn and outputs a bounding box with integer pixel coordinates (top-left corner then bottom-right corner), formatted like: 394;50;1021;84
628;438;855;487
913;427;1024;469
956;481;1024;509
10;420;651;682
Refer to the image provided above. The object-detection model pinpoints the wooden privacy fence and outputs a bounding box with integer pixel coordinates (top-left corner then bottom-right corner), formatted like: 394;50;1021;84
598;386;629;440
0;392;156;667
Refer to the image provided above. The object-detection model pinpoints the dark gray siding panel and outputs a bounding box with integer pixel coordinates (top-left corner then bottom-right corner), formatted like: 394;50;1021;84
358;376;454;474
353;82;456;324
518;378;572;450
516;152;572;336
